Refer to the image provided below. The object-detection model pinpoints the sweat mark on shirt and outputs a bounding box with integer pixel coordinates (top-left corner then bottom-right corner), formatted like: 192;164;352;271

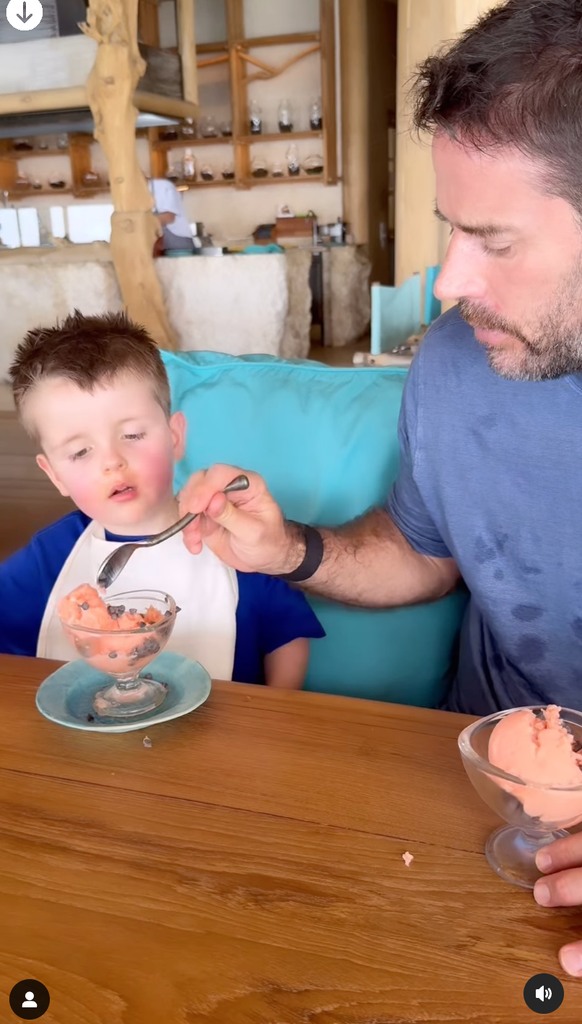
477;413;497;430
515;634;547;665
494;533;509;554
494;569;505;581
570;618;582;641
511;605;543;623
515;558;542;577
475;536;497;564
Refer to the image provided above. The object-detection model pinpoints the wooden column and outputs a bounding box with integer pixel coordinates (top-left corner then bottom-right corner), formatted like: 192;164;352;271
395;0;498;289
339;0;368;244
177;0;198;105
82;0;177;350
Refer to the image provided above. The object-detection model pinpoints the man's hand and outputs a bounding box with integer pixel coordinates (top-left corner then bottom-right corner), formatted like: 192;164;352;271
178;464;302;575
534;834;582;976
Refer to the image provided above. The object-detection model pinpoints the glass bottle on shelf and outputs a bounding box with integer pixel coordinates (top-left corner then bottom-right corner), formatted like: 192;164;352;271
180;117;196;139
310;97;323;131
249;100;262;135
160;125;178;141
251;156;269;178
286;143;300;177
182;149;196;181
199;114;219;138
278;99;293;133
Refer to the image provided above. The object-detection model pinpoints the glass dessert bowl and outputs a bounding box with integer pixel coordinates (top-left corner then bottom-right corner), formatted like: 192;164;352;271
59;588;177;719
458;705;582;888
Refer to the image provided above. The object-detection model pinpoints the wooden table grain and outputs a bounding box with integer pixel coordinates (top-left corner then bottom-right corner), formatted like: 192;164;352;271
0;653;581;1023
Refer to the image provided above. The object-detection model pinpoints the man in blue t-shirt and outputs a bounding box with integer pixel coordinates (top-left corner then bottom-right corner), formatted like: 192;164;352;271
172;0;582;974
175;3;582;719
2;311;323;685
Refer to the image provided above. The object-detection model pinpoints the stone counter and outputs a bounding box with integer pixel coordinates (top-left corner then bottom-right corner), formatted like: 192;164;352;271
0;244;313;380
0;242;370;379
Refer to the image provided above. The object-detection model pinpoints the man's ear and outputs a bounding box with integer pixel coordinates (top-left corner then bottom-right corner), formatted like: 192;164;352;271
170;411;187;461
36;453;70;497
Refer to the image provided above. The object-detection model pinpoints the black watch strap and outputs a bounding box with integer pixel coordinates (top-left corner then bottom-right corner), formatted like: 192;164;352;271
277;522;324;582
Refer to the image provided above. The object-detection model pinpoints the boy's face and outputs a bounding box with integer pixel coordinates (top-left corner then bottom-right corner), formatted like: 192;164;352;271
27;372;186;536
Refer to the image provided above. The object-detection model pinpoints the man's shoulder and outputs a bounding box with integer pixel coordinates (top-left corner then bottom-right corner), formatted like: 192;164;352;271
411;305;494;398
419;305;479;362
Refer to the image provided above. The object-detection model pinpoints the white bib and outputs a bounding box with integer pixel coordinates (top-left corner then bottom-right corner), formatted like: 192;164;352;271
37;521;238;681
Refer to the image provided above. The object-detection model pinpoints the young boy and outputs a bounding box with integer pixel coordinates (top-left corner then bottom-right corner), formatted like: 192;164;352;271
1;310;324;687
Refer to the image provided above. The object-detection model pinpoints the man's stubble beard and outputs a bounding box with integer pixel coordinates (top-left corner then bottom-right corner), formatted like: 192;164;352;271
458;259;582;381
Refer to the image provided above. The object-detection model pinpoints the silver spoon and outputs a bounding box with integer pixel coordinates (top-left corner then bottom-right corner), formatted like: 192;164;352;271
96;474;249;590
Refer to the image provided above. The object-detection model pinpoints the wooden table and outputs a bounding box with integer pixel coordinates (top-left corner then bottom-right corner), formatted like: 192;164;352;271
0;654;581;1023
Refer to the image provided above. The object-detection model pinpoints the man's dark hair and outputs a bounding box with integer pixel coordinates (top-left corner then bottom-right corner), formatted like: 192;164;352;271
412;0;582;212
10;310;171;439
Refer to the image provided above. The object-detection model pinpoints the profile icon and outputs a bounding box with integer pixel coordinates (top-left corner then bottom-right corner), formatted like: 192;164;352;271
8;979;50;1019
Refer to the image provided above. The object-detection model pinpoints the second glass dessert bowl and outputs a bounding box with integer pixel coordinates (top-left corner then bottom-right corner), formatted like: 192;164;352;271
59;589;177;719
458;706;582;888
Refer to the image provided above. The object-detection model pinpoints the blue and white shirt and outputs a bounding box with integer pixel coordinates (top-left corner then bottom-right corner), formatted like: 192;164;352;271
0;511;325;685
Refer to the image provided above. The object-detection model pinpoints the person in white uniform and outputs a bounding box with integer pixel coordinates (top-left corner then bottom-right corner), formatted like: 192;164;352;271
148;177;194;254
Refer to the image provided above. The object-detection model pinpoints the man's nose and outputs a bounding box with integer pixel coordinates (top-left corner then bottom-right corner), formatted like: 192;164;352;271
434;234;485;304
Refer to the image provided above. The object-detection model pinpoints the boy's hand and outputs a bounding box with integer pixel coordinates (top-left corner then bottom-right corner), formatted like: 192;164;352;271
178;465;303;575
534;833;582;976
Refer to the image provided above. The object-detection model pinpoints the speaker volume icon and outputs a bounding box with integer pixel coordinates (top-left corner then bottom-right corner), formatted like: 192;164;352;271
524;973;563;1012
535;985;553;1002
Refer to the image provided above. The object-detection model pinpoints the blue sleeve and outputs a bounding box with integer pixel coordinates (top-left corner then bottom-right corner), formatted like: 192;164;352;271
0;511;89;656
233;572;325;685
385;348;452;559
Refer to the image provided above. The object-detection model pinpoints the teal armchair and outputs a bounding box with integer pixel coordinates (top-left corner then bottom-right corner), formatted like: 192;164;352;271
162;351;465;706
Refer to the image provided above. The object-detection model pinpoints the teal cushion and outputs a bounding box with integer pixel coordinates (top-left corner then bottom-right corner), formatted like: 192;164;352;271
162;350;465;706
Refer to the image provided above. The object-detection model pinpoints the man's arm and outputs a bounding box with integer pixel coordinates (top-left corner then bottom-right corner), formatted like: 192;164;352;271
283;508;460;607
179;466;460;610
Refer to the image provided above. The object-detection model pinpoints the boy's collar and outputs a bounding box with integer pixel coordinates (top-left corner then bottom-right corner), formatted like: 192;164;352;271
104;528;148;543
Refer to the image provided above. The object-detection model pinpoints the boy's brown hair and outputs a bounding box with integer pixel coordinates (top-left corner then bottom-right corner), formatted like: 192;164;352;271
9;309;171;440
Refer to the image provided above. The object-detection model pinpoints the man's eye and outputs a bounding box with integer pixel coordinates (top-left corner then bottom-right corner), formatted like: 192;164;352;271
483;243;512;256
124;432;146;440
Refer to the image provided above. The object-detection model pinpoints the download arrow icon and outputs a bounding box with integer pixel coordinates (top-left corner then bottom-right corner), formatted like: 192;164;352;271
17;2;33;22
6;0;44;32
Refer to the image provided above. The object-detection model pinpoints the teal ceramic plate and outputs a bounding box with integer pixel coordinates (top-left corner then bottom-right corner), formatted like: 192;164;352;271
35;651;211;734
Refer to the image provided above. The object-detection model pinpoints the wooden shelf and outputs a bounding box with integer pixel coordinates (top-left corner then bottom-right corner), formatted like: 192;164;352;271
0;148;70;160
196;41;229;54
73;186;110;197
243;174;324;186
239;131;323;143
147;0;337;191
153;131;322;152
173;179;233;189
0;133;109;201
153;135;233;151
7;188;71;198
237;32;320;48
